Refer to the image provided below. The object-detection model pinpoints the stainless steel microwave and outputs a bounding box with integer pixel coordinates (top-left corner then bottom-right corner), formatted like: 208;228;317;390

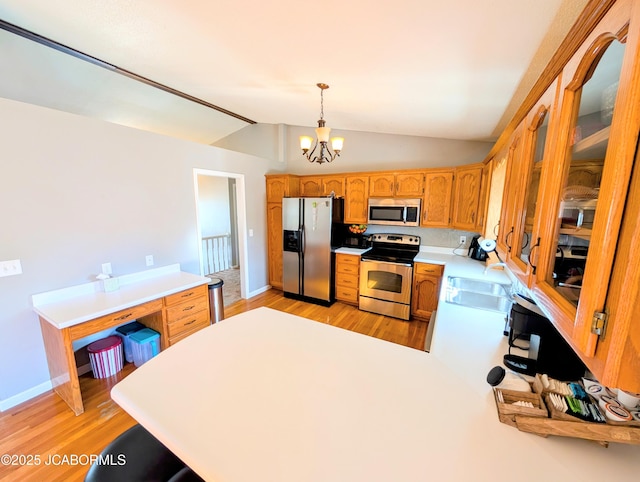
367;198;421;226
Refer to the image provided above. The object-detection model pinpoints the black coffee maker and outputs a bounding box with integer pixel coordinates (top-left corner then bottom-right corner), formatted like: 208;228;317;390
504;294;586;380
468;235;488;261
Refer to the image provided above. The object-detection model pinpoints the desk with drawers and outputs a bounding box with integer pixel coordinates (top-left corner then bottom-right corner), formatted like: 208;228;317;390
33;265;210;415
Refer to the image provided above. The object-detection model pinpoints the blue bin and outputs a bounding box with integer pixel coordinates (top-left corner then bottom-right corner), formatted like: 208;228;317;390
129;328;160;367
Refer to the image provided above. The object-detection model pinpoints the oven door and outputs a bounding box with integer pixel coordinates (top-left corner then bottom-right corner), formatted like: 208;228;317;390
359;259;413;305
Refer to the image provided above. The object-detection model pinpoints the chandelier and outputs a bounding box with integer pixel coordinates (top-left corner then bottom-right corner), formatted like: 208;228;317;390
300;83;344;164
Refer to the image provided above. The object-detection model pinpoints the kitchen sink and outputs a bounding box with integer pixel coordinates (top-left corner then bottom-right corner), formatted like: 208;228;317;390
445;276;513;313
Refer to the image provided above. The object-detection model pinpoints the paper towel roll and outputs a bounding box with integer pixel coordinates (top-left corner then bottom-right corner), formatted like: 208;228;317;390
478;237;497;253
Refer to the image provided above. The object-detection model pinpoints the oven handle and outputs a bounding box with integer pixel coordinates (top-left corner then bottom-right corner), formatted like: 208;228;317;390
360;259;413;268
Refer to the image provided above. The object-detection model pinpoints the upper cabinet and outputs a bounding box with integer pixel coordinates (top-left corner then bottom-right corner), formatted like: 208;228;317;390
299;176;345;197
369;172;424;197
344;175;369;224
266;174;299;203
421;170;454;227
500;80;560;284
510;0;640;391
451;164;484;230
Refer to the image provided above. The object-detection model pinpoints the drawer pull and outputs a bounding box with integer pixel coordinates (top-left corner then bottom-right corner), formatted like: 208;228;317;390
184;319;196;326
182;305;195;312
114;312;133;321
181;292;194;298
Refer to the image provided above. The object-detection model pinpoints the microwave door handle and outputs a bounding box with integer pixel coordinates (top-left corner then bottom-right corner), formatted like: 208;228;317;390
403;206;407;224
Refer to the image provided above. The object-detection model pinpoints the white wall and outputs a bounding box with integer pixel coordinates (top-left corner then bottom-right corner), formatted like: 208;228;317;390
214;124;494;173
197;175;231;237
0;98;282;407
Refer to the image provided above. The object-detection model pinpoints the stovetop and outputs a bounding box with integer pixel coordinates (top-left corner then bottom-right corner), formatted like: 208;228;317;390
361;233;421;264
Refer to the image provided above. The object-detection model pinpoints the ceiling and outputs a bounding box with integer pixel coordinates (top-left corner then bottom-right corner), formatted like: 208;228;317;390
0;0;587;145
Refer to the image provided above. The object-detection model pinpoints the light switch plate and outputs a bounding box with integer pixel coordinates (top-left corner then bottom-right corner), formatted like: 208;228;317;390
0;259;22;277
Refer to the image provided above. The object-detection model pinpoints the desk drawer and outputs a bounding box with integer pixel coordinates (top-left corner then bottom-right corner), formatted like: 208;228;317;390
414;263;444;276
164;284;207;307
165;296;209;323
167;309;210;338
69;299;163;340
168;319;209;346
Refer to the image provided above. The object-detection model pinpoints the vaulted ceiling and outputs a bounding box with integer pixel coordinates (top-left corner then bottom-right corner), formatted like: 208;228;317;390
0;0;587;145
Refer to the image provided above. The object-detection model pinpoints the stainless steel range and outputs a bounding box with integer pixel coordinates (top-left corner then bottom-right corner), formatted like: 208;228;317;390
359;234;420;320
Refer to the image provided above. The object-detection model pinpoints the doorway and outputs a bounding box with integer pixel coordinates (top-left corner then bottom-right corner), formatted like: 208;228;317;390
193;169;248;306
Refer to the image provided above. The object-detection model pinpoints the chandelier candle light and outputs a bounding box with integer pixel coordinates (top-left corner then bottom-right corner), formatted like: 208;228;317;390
300;83;344;164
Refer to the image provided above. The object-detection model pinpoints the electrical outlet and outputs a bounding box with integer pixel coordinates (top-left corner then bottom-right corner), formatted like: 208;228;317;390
101;262;112;275
0;259;22;277
146;255;154;267
459;236;467;245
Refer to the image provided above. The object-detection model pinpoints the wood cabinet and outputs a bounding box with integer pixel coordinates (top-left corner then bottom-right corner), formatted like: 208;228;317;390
266;202;284;289
486;0;640;392
265;175;299;289
344;175;369;224
266;174;299;203
299;177;323;197
164;285;210;347
411;263;444;320
451;164;483;230
528;0;640;392
323;176;346;197
335;253;361;304
369;172;424;197
421;170;453;227
300;175;345;197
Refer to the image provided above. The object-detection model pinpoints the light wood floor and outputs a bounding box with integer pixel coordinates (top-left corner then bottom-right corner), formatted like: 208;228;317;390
0;289;428;482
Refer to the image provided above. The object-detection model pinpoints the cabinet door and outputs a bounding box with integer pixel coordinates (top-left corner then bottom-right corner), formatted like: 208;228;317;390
422;170;453;227
368;174;395;197
508;80;560;284
266;175;298;202
476;161;493;231
344;176;369;224
266;203;283;289
322;176;345;197
532;1;637;358
412;266;442;320
496;128;525;257
395;172;424;197
300;177;323;197
451;165;483;230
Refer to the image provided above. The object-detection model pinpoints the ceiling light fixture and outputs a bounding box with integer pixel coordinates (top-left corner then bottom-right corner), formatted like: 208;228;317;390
300;83;344;164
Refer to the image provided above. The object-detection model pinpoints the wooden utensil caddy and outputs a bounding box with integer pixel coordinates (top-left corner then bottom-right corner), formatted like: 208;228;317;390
493;376;640;446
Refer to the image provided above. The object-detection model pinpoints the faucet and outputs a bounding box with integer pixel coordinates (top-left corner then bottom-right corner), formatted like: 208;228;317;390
484;262;507;275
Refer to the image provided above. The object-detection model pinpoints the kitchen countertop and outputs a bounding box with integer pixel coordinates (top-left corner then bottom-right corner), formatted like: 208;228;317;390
111;247;640;480
334;246;370;255
417;247;640;474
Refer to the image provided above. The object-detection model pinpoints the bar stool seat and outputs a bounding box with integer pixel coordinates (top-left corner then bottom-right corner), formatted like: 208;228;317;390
168;466;205;481
85;424;188;482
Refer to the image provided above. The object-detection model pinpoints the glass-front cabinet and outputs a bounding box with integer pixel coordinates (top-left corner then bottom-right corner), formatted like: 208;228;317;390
503;80;560;283
531;0;639;365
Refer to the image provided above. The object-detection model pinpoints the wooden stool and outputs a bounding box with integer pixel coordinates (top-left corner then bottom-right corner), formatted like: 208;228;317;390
84;424;188;481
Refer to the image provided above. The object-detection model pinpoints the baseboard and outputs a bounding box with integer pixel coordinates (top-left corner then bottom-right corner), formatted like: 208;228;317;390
0;380;53;412
247;285;270;298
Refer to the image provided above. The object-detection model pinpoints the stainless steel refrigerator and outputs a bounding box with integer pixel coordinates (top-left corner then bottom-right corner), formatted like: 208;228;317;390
282;197;344;305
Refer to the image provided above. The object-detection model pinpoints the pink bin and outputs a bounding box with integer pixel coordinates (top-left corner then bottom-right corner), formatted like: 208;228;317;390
87;336;124;379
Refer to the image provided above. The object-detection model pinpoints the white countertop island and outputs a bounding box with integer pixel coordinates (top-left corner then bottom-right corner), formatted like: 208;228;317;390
112;256;640;482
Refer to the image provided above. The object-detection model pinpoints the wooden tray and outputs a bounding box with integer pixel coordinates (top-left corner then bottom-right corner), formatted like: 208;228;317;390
493;387;547;428
494;376;640;446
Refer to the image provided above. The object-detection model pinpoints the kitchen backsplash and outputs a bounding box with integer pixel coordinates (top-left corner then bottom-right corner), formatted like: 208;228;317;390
362;225;478;249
